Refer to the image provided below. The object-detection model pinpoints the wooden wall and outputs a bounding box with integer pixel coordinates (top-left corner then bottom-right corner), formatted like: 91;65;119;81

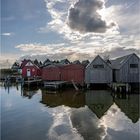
85;56;112;84
118;54;139;83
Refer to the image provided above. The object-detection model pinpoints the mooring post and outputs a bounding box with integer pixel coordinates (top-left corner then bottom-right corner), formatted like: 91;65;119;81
114;86;117;92
119;87;122;93
129;85;131;93
126;84;129;93
87;84;90;89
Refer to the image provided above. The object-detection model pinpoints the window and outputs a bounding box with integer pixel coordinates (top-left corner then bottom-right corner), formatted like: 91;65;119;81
130;64;138;68
130;64;138;73
93;64;104;68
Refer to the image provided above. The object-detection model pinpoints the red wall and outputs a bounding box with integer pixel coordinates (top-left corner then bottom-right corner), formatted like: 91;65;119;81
42;67;61;81
42;64;85;85
22;66;41;78
61;64;85;85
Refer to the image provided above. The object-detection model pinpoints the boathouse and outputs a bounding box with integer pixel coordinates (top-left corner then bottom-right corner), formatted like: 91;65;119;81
111;53;140;83
42;63;85;85
85;55;112;85
61;64;85;85
11;62;20;71
20;60;41;78
42;64;62;81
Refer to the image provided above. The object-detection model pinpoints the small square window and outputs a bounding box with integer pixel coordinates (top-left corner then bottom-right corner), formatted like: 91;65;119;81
130;64;138;68
93;65;104;68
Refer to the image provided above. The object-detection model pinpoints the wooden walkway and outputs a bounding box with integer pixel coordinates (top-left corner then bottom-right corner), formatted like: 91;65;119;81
24;79;42;86
44;81;68;89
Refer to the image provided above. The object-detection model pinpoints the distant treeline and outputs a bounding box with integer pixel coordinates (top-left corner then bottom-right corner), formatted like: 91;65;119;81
0;69;17;78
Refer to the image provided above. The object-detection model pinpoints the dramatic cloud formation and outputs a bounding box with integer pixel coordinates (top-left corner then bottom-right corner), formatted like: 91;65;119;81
41;0;117;41
67;0;115;33
15;32;140;62
2;0;139;68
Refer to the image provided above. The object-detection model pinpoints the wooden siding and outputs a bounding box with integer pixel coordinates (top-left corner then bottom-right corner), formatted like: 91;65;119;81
61;64;85;85
42;64;85;85
22;66;41;78
42;67;61;81
118;54;139;83
85;56;112;84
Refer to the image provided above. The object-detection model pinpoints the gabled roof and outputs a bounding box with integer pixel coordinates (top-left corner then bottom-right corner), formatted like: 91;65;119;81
11;62;20;69
110;53;139;69
20;59;30;68
73;60;81;64
86;55;112;69
33;59;39;66
43;63;64;68
82;60;90;65
43;59;51;65
60;59;70;64
20;59;39;69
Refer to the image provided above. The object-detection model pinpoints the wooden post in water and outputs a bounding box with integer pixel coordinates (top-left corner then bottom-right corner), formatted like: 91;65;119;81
126;84;129;93
71;80;79;91
119;86;122;93
87;84;90;89
114;86;117;92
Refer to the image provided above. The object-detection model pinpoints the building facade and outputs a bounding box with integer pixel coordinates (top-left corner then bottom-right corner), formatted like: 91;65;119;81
85;55;112;84
111;53;140;83
42;64;85;85
21;60;41;78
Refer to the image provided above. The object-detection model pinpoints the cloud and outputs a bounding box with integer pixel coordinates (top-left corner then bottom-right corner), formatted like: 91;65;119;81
47;106;83;140
16;0;140;62
67;0;115;33
1;32;14;36
0;53;19;68
41;0;117;41
70;106;107;140
103;3;140;35
100;103;140;140
15;43;65;53
15;35;140;62
15;43;93;61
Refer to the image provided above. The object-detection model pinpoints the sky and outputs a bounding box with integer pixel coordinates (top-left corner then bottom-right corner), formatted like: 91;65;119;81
1;0;140;68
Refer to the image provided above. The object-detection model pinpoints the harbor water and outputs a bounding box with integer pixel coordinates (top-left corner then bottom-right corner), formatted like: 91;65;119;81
1;83;140;140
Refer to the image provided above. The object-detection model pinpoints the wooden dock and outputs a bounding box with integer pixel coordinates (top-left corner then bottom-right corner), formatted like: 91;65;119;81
24;79;42;86
44;81;68;90
109;83;131;93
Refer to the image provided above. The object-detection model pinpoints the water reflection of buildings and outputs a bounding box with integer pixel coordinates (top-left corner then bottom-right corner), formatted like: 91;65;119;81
21;87;39;99
70;91;140;140
41;89;85;108
85;90;113;119
113;93;139;123
40;89;139;123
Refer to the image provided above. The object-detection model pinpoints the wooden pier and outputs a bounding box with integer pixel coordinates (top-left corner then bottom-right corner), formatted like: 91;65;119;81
44;81;68;90
109;83;131;93
24;78;42;86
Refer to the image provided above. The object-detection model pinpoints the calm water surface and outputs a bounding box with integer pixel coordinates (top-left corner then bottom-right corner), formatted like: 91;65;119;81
1;83;140;140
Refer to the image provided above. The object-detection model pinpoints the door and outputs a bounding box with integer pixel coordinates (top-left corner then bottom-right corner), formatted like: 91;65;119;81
27;69;31;77
113;69;116;82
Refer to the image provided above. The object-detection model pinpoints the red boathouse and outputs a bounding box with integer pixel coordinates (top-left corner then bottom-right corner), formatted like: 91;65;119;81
42;64;85;85
20;60;41;78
